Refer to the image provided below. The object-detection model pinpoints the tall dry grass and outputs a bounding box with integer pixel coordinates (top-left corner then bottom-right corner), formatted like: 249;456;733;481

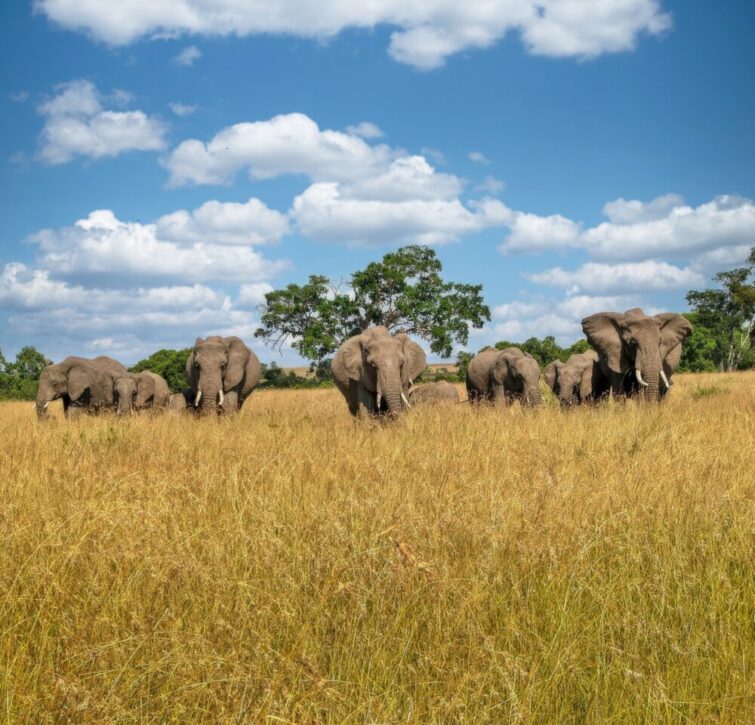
0;372;753;722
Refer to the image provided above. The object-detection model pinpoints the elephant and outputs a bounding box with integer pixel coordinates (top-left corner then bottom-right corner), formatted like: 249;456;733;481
544;350;608;406
331;326;427;416
186;336;261;415
581;308;693;400
408;381;461;405
168;388;194;413
112;371;171;415
36;355;127;419
466;347;543;406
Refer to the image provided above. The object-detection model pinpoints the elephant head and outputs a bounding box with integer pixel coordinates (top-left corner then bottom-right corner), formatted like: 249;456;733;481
544;350;600;406
187;336;258;415
582;309;692;400
491;348;542;406
36;356;112;419
333;326;426;415
112;373;137;415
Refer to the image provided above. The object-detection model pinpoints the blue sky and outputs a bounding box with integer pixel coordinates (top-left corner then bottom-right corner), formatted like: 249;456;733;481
1;0;754;364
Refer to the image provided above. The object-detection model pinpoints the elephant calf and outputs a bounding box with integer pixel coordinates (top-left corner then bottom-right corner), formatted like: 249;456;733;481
408;381;461;405
544;350;607;406
113;371;171;415
466;347;542;406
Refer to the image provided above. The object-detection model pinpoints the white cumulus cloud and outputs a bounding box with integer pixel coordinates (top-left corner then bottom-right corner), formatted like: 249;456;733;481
38;0;672;69
37;79;166;164
173;45;202;67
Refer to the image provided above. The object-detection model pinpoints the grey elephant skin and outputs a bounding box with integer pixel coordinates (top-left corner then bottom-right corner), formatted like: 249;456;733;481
187;336;261;415
36;355;127;419
581;308;693;400
466;347;543;406
113;371;171;415
332;326;427;416
544;350;607;406
408;381;461;405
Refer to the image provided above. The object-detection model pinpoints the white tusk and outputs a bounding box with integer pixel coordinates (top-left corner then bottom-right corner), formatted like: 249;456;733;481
376;392;382;410
660;370;670;389
635;369;649;388
401;392;412;408
194;390;202;406
44;401;49;410
218;389;224;406
409;379;414;386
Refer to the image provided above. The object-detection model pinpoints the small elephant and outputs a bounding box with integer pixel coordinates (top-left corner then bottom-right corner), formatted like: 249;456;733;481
544;350;608;406
582;308;693;400
36;355;127;419
331;326;427;416
466;347;542;406
112;371;171;415
408;381;461;405
168;388;194;413
187;336;261;415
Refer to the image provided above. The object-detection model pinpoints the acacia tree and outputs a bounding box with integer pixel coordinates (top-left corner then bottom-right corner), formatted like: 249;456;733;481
685;247;755;371
255;245;490;362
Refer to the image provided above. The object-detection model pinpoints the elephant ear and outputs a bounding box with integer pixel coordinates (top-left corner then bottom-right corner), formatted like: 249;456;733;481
544;360;563;393
135;372;155;406
656;313;693;360
398;334;427;386
224;336;250;390
333;335;365;381
67;363;93;402
186;339;202;388
579;362;596;401
582;312;627;375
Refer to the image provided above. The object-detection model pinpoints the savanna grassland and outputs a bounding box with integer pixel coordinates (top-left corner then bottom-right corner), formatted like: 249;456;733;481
1;372;753;722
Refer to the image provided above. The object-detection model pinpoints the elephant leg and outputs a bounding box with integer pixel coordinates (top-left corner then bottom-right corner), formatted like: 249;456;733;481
356;385;377;416
222;390;239;414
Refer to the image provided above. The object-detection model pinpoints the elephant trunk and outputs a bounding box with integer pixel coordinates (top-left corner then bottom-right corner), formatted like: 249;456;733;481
377;369;403;415
35;381;53;419
197;374;223;414
637;353;661;401
524;384;542;407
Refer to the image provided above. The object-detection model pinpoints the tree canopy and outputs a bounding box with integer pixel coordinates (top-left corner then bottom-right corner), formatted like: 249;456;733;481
682;247;755;371
0;346;51;400
255;245;491;362
130;348;192;392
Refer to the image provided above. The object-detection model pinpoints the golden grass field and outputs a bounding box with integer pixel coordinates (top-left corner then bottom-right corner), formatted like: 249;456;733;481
1;372;753;722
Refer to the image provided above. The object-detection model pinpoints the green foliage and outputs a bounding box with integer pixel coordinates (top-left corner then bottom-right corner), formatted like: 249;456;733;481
494;335;592;368
258;362;332;389
685;247;755;371
454;352;475;383
0;346;51;399
130;348;191;392
255;245;491;362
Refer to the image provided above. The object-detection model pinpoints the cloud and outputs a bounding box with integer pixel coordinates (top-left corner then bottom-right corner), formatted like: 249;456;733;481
173;45;202;67
37;80;166;164
155;198;290;245
0;202;292;363
528;261;704;294
163;112;393;187
346;122;384;139
292;184;511;246
169;102;197;116
38;0;672;69
33;209;288;284
475;175;506;194
9;90;30;103
500;194;755;261
468;151;490;164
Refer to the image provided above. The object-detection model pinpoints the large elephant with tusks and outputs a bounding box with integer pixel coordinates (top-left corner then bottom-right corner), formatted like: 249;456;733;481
332;326;426;416
187;336;261;415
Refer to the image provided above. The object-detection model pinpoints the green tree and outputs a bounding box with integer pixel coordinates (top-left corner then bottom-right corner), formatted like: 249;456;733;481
685;247;755;371
677;312;718;372
255;245;490;363
0;346;51;400
130;348;192;392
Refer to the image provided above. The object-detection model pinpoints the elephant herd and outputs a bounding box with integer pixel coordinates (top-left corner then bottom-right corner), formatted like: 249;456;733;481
34;308;692;421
